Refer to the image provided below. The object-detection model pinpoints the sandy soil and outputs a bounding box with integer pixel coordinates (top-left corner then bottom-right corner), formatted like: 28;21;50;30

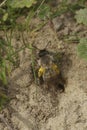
0;11;87;130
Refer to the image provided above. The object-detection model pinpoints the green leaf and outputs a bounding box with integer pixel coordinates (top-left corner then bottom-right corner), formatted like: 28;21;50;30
3;13;8;22
38;4;51;19
8;0;37;8
77;38;87;60
0;93;9;110
0;71;7;85
75;8;87;25
0;60;7;85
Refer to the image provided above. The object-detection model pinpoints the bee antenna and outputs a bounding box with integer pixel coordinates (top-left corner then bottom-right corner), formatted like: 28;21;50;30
32;44;40;50
44;42;50;49
32;42;50;50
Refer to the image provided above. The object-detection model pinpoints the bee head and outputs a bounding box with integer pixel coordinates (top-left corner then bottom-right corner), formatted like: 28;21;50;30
32;42;50;57
38;49;49;57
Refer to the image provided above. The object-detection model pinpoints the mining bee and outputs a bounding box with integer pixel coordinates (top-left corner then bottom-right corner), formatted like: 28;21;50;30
32;43;65;92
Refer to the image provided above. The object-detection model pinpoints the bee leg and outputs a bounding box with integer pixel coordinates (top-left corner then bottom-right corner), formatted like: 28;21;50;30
56;83;65;93
39;76;44;85
57;83;65;92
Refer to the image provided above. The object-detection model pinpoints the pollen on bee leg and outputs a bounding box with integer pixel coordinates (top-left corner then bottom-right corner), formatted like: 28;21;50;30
38;66;45;77
52;63;60;74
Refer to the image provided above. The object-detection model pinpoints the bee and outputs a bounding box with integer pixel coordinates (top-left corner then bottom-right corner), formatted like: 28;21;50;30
32;43;65;92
